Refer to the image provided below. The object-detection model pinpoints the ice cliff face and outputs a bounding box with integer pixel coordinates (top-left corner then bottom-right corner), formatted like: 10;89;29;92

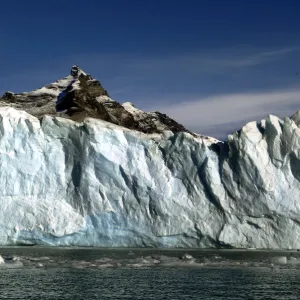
0;68;300;249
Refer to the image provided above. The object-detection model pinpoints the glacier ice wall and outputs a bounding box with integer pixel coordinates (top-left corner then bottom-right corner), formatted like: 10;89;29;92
1;107;300;249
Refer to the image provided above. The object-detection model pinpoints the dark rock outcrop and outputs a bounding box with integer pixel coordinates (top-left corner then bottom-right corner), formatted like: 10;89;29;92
0;66;193;135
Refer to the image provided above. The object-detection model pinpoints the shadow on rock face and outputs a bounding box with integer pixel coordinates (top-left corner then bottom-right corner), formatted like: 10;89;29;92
56;80;77;112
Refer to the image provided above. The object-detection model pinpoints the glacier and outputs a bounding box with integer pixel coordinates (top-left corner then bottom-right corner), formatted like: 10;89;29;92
1;67;300;249
0;107;300;248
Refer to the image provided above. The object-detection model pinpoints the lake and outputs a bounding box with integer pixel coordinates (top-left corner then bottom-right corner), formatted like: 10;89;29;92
0;247;299;299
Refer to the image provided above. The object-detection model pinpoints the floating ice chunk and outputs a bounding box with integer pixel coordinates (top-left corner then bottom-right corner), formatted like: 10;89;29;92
270;256;287;264
0;257;23;268
181;254;194;260
97;263;114;268
287;257;300;265
12;256;20;261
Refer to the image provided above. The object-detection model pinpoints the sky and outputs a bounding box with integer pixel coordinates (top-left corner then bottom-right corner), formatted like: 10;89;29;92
1;0;300;139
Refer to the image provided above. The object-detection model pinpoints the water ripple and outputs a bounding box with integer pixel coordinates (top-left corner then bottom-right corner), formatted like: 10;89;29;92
0;267;299;299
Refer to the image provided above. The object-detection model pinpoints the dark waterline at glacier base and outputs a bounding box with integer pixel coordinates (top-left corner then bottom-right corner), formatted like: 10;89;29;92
0;247;300;299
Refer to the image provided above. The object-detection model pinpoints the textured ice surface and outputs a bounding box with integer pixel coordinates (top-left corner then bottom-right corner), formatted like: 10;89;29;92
1;107;300;248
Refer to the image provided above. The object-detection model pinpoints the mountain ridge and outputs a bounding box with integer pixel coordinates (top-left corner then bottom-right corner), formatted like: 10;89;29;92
0;66;218;141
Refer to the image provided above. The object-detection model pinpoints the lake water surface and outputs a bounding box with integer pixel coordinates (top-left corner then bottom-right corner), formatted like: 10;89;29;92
0;247;299;299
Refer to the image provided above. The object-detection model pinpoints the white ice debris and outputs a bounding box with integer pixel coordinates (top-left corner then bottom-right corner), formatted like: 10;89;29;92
270;256;287;265
0;107;300;248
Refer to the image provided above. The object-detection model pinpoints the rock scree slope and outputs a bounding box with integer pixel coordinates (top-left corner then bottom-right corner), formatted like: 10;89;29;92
0;66;299;249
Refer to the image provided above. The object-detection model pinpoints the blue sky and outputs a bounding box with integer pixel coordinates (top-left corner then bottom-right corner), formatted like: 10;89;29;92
1;0;300;139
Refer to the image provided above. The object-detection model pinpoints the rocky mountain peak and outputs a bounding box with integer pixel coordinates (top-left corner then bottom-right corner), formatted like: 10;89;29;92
0;66;201;137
